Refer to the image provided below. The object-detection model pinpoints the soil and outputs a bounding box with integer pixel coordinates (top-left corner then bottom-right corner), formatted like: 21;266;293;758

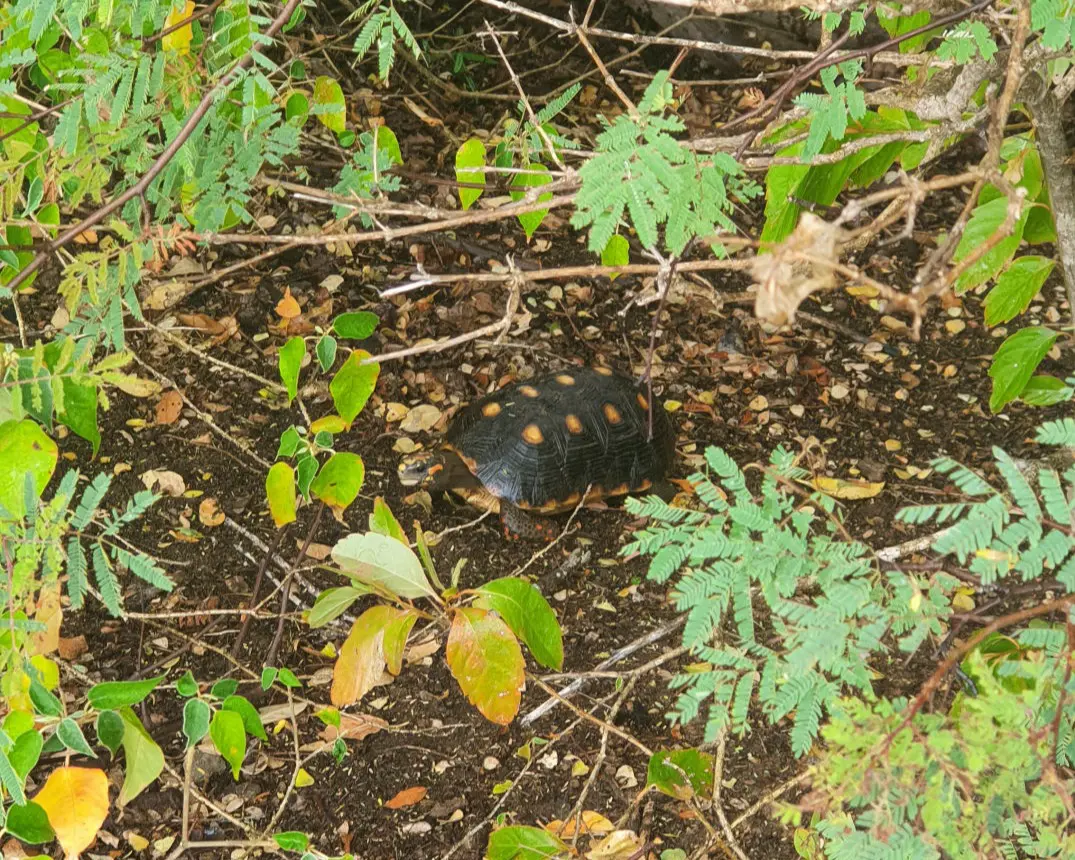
9;3;1075;860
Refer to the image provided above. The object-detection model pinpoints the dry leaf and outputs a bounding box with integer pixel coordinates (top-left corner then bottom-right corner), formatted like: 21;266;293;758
155;390;183;425
586;829;644;859
399;404;442;434
322;713;389;743
31;581;62;657
402;96;443;127
276;287;302;320
753;213;846;326
198;498;226;527
385;786;427;809
811;476;885;500
546;811;615;838
140;469;186;497
34;766;111;858
58;635;89;660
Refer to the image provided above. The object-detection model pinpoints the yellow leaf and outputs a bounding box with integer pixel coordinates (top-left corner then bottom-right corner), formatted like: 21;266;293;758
275;287;301;320
34;766;111;857
161;1;195;54
952;591;975;612
31;582;62;657
811;476;885;500
295;768;315;787
30;655;60;690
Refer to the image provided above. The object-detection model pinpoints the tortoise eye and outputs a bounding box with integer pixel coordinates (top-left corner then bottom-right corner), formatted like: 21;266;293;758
602;403;622;424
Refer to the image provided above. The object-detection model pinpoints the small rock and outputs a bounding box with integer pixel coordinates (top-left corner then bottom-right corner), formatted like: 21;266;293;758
483;757;499;771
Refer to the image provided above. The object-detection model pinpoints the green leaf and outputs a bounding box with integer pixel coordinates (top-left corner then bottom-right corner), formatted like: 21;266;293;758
175;670;198;698
315;334;338;371
485;825;568;859
312;75;346;134
211;679;238;701
1019;375;1072;407
476;578;563;671
284;91;309;125
953;197;1026;292
277;668;302;688
332;311;379;340
5;801;54;844
9;729;43;781
988;326;1058;413
510;163;553;239
455;137;486;210
57;377;100;455
446;607;525;725
368;496;407;544
260;668;278;690
182;699;211;748
1023;203;1057;244
647;748;715;799
210;709;247;780
278;337;305;404
373;125;403;166
310;452;365;514
329;350;379;425
95;710;124;755
331;531;434;599
221;695;268;742
276;426;302;458
983;255;1055;326
118;707;165;806
87;675;165;710
274;832;310;852
308;585;370;628
601;234;630;279
266;462;297;527
0;419;58;519
56;718;95;758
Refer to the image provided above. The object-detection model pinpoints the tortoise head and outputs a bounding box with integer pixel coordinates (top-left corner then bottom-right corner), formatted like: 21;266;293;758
398;447;477;492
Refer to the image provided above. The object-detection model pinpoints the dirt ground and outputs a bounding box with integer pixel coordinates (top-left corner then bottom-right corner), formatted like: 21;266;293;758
16;2;1075;859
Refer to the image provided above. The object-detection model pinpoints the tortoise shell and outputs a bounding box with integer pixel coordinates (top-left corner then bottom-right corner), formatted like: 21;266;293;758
441;367;674;512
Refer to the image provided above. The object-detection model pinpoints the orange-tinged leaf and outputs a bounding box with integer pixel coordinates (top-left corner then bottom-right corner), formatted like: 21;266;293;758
31;580;62;656
197;497;225;527
331;605;416;707
276;287;302;320
161;0;195;53
446;608;524;725
385;786;427;809
34;766;110;857
155;390;183;425
810;476;885;500
546;810;615;838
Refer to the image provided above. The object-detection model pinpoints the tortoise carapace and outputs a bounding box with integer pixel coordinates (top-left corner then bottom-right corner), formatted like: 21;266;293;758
397;366;675;538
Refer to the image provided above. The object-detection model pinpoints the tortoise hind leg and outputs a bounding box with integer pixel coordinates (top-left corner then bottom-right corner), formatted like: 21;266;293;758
500;501;557;541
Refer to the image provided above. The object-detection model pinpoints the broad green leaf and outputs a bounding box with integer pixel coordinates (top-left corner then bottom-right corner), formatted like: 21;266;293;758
0;419;58;519
455;137;486;210
221;695;268;742
277;668;302;688
310;414;347;434
382;609;418;675
209;709;246;780
266;462;297;527
261;668;277;690
983;256;1055;326
312;75;346;134
446;607;525;725
601;234;630;280
117;708;164;805
331;605;418;706
95;710;124;754
33;767;109;856
331;531;434;599
646;748;715;799
373;125;403;165
1019;375;1072;407
87;675;164;710
310;452;365;515
485;825;568;859
210;679;238;699
275;832;310;852
56;719;95;758
9;729;43;781
953;197;1026;292
308;585;370;629
276;425;302;458
1023;203;1056;244
329;350;379;425
332;311;379;340
476;577;563;671
5;801;54;844
316;334;338;371
175;670;198;697
278;336;305;404
182;699;211;748
510;163;553;239
368;496;407;544
284;91;309;125
988;326;1058;413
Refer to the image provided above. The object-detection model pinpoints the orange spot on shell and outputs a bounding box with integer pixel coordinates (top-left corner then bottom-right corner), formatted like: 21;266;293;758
555;374;575;386
565;414;583;434
561;492;581;507
522;423;544;444
482;402;501;418
608;483;630;496
519;385;539;398
593;366;614;376
636;392;650;410
602;403;622;424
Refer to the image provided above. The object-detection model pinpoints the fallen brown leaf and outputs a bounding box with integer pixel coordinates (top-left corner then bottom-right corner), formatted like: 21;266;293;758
155;390;183;425
385;786;427;809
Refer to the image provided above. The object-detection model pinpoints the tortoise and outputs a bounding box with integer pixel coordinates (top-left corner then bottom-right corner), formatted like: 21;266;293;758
397;366;675;538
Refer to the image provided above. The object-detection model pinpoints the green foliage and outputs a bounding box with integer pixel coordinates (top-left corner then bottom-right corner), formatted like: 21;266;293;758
571;71;760;255
351;0;422;84
624;445;954;755
794;61;867;160
330;126;405;224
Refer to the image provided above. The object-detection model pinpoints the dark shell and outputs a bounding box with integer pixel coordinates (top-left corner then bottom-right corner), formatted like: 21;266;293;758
444;367;674;510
